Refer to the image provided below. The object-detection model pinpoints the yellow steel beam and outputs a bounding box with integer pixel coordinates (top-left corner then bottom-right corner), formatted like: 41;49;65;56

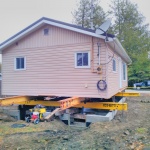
18;100;60;107
115;92;140;97
77;102;127;111
58;97;85;110
0;96;29;106
0;95;127;111
18;100;127;111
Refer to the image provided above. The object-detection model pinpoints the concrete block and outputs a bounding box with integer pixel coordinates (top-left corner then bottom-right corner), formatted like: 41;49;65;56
0;106;20;120
86;114;110;122
86;97;126;123
60;97;126;125
7;110;20;120
59;113;70;121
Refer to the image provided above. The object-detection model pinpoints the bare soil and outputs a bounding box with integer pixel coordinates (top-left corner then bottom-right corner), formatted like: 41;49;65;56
0;96;150;150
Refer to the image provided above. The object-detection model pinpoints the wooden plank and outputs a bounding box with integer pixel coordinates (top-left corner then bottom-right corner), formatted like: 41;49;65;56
58;97;85;110
73;114;86;120
44;108;61;120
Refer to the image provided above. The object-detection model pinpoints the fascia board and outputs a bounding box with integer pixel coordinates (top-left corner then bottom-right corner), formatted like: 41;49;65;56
114;38;132;64
108;38;132;64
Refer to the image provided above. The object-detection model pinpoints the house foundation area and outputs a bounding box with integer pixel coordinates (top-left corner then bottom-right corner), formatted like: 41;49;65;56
0;92;139;127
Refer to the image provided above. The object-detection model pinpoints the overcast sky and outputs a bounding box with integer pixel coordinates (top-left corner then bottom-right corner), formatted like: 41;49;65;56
0;0;150;43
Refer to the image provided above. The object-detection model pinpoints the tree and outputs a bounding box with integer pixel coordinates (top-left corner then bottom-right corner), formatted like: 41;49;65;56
109;0;150;85
72;0;106;29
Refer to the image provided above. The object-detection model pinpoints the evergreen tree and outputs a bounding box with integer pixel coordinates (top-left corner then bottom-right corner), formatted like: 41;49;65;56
109;0;150;85
72;0;106;29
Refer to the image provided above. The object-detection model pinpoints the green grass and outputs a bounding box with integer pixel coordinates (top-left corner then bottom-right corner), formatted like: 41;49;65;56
136;128;148;134
0;123;43;136
127;87;150;90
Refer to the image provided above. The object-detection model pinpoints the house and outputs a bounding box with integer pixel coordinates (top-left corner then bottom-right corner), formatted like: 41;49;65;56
0;17;132;99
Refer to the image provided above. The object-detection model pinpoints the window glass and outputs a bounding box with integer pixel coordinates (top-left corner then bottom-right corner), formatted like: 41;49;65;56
16;58;20;69
123;63;126;80
44;28;49;35
113;59;116;71
77;53;82;66
83;53;88;66
76;52;90;68
21;58;24;68
16;57;25;70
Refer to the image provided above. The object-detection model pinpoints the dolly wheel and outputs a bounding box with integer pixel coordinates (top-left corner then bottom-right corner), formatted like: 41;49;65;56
34;119;40;124
25;117;30;123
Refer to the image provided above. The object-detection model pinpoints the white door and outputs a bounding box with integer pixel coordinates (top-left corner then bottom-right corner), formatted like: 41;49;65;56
119;57;122;88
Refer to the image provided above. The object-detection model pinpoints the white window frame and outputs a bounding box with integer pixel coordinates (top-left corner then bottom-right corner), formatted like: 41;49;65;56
112;58;116;72
14;56;26;71
75;51;90;68
122;62;127;80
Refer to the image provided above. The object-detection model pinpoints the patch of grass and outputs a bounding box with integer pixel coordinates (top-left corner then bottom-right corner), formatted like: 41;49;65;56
136;128;148;134
0;124;44;136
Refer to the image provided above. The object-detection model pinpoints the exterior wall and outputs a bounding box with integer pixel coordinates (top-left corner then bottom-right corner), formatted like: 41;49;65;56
2;24;127;98
16;25;91;49
106;46;128;98
2;25;108;98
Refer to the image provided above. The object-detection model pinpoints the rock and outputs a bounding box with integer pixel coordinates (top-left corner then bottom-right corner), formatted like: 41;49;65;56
4;145;9;148
124;130;130;135
53;129;58;133
130;144;135;149
63;136;69;140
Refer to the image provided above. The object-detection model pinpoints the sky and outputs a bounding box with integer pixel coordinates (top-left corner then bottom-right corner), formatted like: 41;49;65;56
0;0;150;43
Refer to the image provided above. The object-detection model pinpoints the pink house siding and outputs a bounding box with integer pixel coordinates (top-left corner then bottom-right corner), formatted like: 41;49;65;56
106;48;128;98
17;25;91;49
2;26;107;98
1;24;128;98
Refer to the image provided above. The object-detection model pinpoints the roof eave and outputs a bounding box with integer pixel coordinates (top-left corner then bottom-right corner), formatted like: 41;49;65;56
112;38;132;64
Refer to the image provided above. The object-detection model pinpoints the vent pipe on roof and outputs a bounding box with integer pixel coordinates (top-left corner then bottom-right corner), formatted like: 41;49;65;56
90;0;94;30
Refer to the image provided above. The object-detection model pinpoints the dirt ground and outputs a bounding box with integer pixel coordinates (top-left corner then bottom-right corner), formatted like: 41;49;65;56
0;96;150;150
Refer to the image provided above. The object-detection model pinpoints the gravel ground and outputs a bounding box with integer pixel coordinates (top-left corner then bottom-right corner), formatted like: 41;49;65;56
0;96;150;150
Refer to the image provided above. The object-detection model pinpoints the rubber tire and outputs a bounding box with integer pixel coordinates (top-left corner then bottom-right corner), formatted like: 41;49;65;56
25;117;30;123
141;83;146;87
34;119;40;124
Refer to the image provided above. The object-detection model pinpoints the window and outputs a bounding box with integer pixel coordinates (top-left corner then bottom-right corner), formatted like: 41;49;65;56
15;57;26;70
112;59;116;71
75;52;90;68
122;63;126;80
43;28;49;35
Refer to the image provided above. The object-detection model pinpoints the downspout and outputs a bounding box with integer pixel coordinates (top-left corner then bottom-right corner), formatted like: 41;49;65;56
91;36;94;72
97;41;100;65
91;37;97;73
